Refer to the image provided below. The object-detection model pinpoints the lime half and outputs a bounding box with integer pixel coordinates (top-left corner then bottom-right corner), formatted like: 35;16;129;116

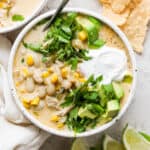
123;126;150;150
71;138;89;150
103;134;125;150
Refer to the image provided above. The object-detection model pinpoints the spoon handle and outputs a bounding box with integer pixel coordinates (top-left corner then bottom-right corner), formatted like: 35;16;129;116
43;0;69;31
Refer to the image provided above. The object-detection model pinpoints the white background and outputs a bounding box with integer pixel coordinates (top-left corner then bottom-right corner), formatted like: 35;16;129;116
6;0;150;149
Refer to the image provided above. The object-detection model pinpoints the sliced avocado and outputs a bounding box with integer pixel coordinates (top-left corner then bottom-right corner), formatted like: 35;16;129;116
97;113;112;126
107;100;120;117
76;16;104;48
76;16;97;33
98;85;109;107
123;73;133;83
78;107;96;119
102;83;116;99
112;82;124;100
88;16;102;30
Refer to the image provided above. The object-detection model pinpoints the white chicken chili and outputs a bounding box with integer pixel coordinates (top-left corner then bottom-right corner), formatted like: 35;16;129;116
0;0;41;29
13;12;133;133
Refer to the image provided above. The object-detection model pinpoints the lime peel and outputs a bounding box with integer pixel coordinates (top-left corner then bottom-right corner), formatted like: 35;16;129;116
123;126;150;150
103;134;125;150
71;138;89;150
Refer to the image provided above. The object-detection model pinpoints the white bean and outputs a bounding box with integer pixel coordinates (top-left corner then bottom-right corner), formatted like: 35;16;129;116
37;86;46;98
52;64;61;75
14;69;25;83
32;101;45;111
25;77;35;93
33;54;40;67
44;77;50;85
46;83;56;96
20;49;26;55
17;76;25;83
13;70;20;77
33;69;43;84
62;80;72;90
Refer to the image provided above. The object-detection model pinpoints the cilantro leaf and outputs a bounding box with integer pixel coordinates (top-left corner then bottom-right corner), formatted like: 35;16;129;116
23;13;92;70
12;14;24;21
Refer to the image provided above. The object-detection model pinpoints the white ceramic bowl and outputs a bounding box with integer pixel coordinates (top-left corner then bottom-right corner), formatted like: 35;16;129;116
0;0;47;34
8;8;137;138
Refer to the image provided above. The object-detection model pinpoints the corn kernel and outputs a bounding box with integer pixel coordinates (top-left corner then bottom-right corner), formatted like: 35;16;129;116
74;72;80;78
61;68;68;78
48;67;53;73
57;123;64;128
51;115;60;122
22;67;29;77
23;102;30;109
20;89;26;93
79;78;86;83
15;82;20;87
26;55;34;66
78;30;87;41
22;98;31;109
22;98;30;104
0;2;5;8
31;97;40;106
42;71;50;78
51;73;58;84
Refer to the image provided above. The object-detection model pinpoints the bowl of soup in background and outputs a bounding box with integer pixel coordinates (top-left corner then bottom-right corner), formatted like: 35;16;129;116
0;0;47;34
8;8;137;138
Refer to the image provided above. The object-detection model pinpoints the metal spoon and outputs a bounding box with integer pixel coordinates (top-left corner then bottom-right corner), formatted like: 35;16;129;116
43;0;70;31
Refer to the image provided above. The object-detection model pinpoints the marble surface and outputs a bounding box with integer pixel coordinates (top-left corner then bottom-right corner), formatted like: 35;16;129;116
5;0;150;149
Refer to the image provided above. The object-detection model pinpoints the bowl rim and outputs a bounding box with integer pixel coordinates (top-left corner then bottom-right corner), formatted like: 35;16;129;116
0;0;47;34
8;7;137;138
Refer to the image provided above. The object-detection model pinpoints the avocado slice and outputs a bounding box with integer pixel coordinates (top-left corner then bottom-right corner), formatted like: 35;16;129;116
97;113;112;126
78;107;96;119
112;82;124;100
98;85;109;107
76;16;104;48
123;74;133;83
107;100;120;117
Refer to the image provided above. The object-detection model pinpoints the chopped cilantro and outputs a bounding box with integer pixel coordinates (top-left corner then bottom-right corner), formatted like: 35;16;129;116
12;14;24;21
21;58;24;63
61;75;124;133
23;13;104;70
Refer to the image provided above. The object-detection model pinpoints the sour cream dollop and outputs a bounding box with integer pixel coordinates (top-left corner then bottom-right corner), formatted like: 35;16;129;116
79;46;127;84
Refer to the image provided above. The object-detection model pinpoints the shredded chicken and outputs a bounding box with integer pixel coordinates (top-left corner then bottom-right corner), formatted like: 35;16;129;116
57;105;74;116
45;96;60;110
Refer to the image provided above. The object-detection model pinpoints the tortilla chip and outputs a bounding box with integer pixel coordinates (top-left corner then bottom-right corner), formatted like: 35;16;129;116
132;0;142;5
102;5;130;26
100;25;127;50
99;0;111;5
100;0;131;13
111;0;131;13
121;0;150;53
128;0;142;10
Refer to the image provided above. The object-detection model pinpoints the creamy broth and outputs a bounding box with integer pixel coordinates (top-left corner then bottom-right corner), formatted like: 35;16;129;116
0;0;41;28
13;13;133;132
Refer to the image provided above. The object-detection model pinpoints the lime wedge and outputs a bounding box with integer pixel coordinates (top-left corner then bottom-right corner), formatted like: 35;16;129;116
103;135;125;150
123;126;150;150
71;138;89;150
139;132;150;142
